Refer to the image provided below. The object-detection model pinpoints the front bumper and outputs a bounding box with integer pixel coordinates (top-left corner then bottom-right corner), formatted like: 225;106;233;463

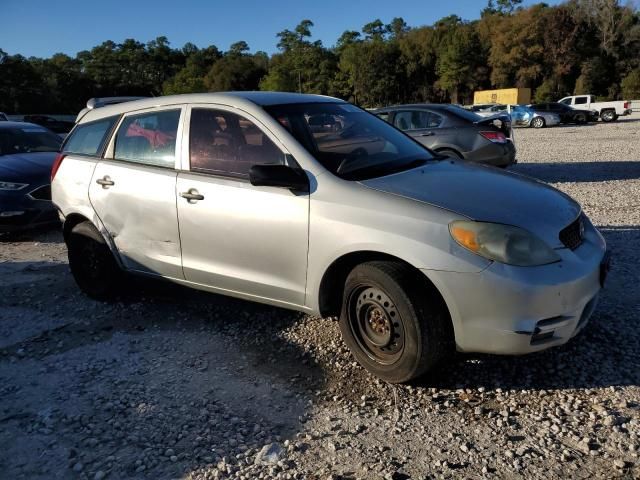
424;224;607;355
0;188;58;233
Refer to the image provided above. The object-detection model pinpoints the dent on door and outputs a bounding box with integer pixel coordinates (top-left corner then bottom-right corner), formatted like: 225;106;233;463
89;162;183;278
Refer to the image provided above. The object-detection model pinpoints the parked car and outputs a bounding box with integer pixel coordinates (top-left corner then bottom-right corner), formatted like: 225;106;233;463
372;104;515;167
475;104;561;128
529;102;598;124
52;92;609;383
23;115;74;134
0;112;8;121
0;122;62;232
558;95;632;122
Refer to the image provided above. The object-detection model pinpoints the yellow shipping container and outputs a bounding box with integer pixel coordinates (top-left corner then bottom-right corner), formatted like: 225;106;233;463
473;88;531;105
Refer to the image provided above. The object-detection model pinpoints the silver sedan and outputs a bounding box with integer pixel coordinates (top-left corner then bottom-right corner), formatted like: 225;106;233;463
52;92;609;383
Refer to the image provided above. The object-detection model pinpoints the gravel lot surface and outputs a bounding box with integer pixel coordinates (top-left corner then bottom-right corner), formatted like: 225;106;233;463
1;115;639;479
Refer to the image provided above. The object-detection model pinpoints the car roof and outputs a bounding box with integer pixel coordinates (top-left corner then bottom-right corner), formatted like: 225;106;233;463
78;91;344;124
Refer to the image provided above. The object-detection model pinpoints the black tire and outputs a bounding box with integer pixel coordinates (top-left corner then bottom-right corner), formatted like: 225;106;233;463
435;148;463;160
601;109;617;122
575;113;587;124
67;221;122;300
531;116;546;128
338;261;452;383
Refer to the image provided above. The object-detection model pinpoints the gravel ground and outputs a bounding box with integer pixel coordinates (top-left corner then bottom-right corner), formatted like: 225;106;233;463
1;115;639;479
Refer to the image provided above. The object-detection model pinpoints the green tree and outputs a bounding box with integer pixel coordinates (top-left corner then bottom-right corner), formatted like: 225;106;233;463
621;68;640;98
163;45;221;94
260;20;336;94
204;43;266;91
436;22;485;104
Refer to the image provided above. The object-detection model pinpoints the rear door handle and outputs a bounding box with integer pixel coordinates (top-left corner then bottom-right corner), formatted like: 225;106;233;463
96;176;114;188
418;131;434;137
180;189;204;202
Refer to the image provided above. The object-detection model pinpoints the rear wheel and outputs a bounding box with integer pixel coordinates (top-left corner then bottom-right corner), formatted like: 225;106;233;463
531;116;546;128
601;109;617;122
435;148;463;160
67;221;122;300
338;261;452;383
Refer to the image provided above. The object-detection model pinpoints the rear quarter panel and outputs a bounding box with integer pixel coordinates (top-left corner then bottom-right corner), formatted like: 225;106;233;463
51;155;105;236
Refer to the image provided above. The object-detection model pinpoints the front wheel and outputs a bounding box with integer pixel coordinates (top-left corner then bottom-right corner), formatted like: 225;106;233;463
338;261;452;383
67;221;122;300
531;117;546;128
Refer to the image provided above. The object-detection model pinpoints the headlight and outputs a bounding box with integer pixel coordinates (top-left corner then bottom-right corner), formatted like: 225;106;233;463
449;221;560;266
0;181;29;191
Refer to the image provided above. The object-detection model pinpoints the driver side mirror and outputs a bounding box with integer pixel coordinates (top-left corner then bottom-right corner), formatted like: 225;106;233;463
249;164;309;192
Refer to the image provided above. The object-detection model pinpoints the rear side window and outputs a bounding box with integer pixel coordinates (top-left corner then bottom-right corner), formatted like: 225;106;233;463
63;116;118;156
574;97;588;105
114;109;181;168
393;111;430;130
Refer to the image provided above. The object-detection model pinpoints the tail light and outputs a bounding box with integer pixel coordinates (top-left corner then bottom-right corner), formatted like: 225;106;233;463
51;153;66;181
624;101;630;109
479;131;507;144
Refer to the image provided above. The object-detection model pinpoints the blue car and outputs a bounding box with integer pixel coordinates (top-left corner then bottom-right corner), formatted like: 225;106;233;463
0;122;62;232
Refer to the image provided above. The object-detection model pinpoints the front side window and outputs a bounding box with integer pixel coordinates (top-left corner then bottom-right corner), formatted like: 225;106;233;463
189;108;284;177
375;111;390;122
63;116;118;156
114;110;180;168
265;102;434;181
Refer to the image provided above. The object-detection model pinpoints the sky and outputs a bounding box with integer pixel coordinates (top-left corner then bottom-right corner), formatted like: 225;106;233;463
1;0;563;59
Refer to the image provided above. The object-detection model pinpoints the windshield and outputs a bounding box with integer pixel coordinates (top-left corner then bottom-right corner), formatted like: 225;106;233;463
264;102;434;180
0;126;61;156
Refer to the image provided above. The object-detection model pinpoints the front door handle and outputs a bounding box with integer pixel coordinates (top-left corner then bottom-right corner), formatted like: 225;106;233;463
96;176;114;188
418;131;434;137
180;189;204;202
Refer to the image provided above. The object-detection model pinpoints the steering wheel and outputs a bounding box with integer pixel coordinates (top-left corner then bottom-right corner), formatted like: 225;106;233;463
336;147;369;175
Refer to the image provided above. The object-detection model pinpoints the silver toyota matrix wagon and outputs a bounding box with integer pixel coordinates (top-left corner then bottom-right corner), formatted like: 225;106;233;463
52;92;609;383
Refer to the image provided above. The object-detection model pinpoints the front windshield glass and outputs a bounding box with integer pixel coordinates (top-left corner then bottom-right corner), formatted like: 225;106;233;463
264;102;434;180
0;126;61;156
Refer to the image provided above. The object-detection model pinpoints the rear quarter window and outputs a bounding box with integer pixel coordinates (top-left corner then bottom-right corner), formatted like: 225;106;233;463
63;116;119;156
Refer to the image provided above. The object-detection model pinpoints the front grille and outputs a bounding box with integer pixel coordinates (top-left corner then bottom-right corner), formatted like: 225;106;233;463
27;185;52;201
559;216;584;250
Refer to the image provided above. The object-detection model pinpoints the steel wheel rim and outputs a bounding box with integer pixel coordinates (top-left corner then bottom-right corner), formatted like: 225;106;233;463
78;240;104;282
347;286;405;365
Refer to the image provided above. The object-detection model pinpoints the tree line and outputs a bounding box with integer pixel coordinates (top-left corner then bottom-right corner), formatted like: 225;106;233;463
1;0;639;115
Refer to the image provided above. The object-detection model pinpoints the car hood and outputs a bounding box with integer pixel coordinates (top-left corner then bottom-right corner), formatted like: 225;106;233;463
0;152;57;183
360;160;581;248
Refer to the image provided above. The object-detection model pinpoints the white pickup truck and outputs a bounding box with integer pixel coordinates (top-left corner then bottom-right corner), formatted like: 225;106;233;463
558;95;632;122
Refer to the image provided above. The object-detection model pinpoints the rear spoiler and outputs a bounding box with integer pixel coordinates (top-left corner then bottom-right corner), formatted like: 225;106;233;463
75;96;148;123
